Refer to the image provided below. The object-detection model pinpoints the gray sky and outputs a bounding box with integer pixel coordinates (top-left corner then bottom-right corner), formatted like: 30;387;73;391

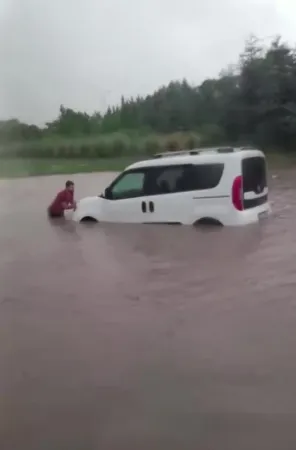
0;0;295;124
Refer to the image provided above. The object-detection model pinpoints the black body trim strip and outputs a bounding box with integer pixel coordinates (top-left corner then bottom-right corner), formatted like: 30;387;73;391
243;194;268;209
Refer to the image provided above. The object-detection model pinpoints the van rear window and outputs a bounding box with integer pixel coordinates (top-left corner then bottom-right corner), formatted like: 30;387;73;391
242;157;267;193
242;156;268;209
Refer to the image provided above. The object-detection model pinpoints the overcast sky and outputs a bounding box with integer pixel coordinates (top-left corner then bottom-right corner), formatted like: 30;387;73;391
0;0;295;124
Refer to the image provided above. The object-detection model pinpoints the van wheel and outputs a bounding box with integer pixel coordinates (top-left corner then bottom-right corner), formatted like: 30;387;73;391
194;218;223;227
80;216;98;223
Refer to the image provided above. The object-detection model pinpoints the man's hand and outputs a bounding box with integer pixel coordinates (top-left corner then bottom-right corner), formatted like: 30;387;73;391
67;201;77;211
62;201;75;211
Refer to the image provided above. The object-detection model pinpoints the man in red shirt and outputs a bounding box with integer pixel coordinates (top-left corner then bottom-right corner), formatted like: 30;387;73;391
48;180;76;218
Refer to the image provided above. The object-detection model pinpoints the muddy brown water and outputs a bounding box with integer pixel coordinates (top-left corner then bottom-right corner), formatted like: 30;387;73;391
0;171;296;450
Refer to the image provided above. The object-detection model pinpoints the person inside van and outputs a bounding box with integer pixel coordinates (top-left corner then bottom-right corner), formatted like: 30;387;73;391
48;180;76;218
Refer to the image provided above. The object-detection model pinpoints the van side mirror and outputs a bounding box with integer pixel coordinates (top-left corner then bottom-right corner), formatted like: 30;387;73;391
104;187;112;199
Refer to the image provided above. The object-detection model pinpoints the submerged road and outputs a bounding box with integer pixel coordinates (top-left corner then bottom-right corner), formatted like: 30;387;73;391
0;171;296;449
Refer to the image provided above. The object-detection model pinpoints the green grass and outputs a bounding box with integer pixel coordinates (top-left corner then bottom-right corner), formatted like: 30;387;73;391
0;157;140;178
0;151;295;179
0;132;201;159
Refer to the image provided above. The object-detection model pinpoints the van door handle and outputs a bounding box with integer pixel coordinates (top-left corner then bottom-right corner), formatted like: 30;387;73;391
149;201;154;213
141;201;147;213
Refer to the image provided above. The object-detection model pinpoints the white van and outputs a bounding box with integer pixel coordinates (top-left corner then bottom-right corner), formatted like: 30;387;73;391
73;147;271;226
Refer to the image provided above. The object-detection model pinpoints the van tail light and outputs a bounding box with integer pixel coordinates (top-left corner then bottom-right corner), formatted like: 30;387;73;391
232;176;243;211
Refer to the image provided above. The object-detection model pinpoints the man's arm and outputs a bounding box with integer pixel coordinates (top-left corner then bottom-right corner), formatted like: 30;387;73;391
63;195;76;210
56;192;72;211
61;201;70;210
69;192;76;210
63;201;76;210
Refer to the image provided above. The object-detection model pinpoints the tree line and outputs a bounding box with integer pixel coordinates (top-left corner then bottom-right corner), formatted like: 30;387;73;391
1;35;296;157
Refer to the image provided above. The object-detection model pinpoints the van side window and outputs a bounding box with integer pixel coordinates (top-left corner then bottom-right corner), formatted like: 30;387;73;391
188;164;224;190
148;164;224;194
155;167;185;193
109;171;146;199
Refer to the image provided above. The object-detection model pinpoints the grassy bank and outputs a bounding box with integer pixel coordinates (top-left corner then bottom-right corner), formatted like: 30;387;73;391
0;152;295;179
2;130;296;178
0;157;139;178
0;132;200;178
0;132;201;159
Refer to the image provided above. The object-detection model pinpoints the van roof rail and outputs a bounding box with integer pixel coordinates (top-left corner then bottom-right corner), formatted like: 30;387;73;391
153;149;200;158
239;145;257;150
153;145;257;159
216;147;234;153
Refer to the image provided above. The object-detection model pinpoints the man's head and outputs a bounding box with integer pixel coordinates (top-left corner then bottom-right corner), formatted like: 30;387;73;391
65;180;74;192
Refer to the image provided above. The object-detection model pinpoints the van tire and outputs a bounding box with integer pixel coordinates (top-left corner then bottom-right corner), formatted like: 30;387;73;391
194;218;223;227
80;216;98;223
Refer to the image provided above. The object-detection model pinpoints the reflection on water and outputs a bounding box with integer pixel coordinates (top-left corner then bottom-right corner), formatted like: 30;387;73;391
0;171;296;450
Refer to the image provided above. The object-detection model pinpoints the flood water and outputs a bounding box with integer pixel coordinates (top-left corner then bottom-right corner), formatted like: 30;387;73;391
0;170;296;450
